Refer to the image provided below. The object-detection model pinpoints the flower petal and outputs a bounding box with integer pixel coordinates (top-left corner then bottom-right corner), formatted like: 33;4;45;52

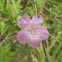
29;39;41;48
23;14;31;22
30;23;41;30
35;26;49;40
17;14;31;28
17;30;30;44
32;16;43;24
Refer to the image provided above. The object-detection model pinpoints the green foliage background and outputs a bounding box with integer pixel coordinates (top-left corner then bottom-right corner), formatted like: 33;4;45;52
0;0;62;62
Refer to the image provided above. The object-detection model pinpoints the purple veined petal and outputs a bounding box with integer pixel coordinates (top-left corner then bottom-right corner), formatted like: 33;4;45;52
17;30;30;44
17;14;31;29
17;18;29;29
32;16;43;24
30;23;41;30
35;26;49;40
29;39;42;48
23;14;31;22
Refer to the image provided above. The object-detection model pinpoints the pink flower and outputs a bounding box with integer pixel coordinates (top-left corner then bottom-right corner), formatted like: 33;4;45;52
17;14;49;48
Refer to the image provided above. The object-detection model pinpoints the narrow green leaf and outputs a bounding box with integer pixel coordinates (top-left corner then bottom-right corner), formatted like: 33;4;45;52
3;8;15;21
8;24;18;36
52;45;62;58
1;21;10;35
4;0;7;8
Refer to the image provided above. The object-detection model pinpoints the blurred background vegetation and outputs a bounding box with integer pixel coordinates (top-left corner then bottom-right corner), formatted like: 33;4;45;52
0;0;62;62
